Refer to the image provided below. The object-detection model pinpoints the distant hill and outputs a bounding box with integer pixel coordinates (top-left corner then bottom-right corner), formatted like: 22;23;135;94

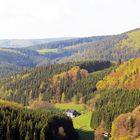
0;48;50;78
96;57;140;90
0;36;107;77
14;28;140;64
0;38;73;48
58;28;140;63
28;36;108;50
0;28;140;78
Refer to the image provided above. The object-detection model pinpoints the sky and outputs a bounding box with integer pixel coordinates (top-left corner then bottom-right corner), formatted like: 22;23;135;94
0;0;140;39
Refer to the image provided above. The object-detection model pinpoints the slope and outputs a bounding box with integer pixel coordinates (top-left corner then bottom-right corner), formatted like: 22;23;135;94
1;28;140;78
29;28;140;63
0;48;51;78
58;28;140;63
0;61;111;105
0;38;72;48
0;100;79;140
111;105;140;140
96;57;140;90
89;57;140;139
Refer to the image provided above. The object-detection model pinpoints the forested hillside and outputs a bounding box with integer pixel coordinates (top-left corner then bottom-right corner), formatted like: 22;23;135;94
0;61;111;105
97;57;140;90
0;28;140;78
0;101;78;140
0;62;24;78
0;28;140;140
91;89;140;130
59;29;140;63
0;48;50;78
28;36;107;50
111;105;140;140
0;36;108;77
0;0;139;138
89;57;140;139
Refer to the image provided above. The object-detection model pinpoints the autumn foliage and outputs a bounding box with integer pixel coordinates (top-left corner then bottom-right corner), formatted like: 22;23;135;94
111;106;140;140
97;58;140;90
52;66;88;86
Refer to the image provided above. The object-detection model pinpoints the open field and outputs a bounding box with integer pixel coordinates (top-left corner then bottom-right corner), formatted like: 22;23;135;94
55;102;93;140
37;48;58;54
73;112;93;140
55;102;86;112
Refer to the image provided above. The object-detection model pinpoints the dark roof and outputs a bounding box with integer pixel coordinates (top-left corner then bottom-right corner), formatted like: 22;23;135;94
66;109;78;114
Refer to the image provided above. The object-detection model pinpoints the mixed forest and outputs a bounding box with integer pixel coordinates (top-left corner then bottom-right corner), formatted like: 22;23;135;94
0;28;140;140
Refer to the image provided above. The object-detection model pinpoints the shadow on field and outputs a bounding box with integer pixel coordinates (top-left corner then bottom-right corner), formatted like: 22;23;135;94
77;129;95;140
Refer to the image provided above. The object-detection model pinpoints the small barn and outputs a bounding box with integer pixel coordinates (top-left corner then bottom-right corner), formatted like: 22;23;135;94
66;109;80;118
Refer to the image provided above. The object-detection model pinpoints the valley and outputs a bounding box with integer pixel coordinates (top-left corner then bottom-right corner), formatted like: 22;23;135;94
1;28;140;79
0;28;140;140
0;0;140;139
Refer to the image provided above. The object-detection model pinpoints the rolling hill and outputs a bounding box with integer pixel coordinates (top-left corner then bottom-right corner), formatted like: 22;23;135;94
28;28;139;63
96;57;140;90
0;28;140;78
0;100;79;140
58;28;140;63
0;61;111;105
0;38;73;48
1;57;140;139
0;36;108;77
88;57;140;139
0;48;50;78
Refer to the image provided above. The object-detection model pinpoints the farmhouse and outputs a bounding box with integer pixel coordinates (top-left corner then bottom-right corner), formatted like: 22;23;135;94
66;109;79;118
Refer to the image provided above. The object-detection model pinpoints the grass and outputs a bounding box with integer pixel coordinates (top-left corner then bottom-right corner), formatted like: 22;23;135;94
55;102;86;112
73;112;92;131
73;112;93;140
55;102;93;140
37;48;58;54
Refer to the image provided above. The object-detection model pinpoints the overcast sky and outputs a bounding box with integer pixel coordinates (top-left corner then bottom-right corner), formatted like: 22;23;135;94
0;0;140;39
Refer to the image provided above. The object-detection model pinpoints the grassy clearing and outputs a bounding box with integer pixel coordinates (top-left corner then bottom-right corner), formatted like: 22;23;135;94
73;112;92;131
73;112;93;140
55;102;86;112
37;48;58;54
55;102;93;140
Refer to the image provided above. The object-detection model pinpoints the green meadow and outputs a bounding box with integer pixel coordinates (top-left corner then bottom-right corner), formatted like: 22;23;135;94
55;102;93;140
37;48;58;54
55;102;86;112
